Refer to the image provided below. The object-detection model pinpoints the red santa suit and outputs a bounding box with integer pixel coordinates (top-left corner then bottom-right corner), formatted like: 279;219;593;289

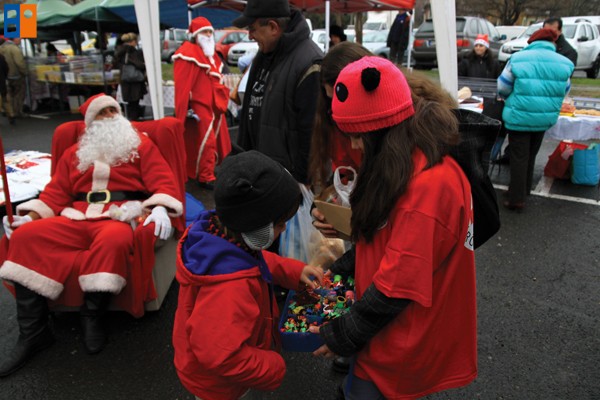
0;95;183;317
173;17;231;183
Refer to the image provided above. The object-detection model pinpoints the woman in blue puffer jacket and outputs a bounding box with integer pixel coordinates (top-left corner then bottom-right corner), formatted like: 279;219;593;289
497;27;574;211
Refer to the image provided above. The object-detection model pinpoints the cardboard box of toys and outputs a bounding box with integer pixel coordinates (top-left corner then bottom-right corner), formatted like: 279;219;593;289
314;185;352;241
279;274;355;352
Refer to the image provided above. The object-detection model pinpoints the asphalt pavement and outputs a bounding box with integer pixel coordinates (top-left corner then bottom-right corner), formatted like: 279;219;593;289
0;111;598;400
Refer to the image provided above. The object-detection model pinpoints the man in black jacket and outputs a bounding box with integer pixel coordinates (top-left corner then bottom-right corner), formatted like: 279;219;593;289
233;0;323;185
543;17;578;68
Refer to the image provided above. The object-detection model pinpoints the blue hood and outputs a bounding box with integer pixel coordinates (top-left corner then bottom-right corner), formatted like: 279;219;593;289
180;211;273;282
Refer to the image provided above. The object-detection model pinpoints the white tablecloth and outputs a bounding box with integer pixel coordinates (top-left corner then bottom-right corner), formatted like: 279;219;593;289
545;115;600;141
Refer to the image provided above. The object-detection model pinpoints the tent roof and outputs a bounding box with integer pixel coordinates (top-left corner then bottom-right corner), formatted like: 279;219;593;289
291;0;415;13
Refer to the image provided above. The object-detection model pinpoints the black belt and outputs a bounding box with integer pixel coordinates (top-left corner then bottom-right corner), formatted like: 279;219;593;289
75;190;148;204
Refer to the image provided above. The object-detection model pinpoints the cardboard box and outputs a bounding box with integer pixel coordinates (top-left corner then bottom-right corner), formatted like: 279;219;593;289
313;200;352;241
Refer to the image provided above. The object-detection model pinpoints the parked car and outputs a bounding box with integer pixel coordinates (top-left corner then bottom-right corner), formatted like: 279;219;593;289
498;19;600;78
495;25;527;41
362;30;388;52
52;31;97;56
373;28;417;66
310;28;356;51
160;28;188;63
227;38;258;66
215;29;248;62
411;16;503;69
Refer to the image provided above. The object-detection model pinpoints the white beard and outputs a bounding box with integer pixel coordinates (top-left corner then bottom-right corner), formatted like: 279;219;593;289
197;34;215;57
76;114;141;173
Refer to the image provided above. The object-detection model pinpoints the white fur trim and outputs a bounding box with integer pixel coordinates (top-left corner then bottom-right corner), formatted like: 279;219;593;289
191;26;213;38
60;207;86;220
79;272;126;294
85;161;110;219
0;261;63;300
142;193;183;217
196;114;215;178
16;199;55;219
85;95;121;127
474;38;489;48
171;53;211;71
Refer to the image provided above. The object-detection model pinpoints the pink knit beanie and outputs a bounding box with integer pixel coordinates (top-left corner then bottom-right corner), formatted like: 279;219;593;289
332;56;415;134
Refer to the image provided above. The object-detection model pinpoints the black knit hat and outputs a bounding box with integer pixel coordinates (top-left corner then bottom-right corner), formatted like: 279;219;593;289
215;151;300;233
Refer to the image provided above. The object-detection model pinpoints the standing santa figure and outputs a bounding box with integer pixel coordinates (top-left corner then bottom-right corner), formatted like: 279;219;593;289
173;17;231;189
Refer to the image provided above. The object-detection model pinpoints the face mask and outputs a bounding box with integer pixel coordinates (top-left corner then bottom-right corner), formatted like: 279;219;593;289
196;33;215;57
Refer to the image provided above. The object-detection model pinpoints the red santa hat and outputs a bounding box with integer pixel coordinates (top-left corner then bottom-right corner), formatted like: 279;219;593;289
189;17;214;38
79;93;121;127
474;34;489;48
332;56;414;134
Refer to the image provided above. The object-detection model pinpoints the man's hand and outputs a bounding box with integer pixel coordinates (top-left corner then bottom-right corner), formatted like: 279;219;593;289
143;206;172;240
300;265;324;289
2;215;33;239
308;325;337;358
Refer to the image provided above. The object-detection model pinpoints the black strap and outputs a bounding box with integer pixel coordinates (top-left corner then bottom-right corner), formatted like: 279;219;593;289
74;191;148;203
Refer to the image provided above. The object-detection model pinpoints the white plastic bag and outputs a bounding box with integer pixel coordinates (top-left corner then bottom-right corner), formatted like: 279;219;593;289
333;166;357;207
279;184;318;263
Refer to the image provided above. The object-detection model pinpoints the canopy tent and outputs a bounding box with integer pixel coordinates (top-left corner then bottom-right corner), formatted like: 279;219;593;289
111;0;241;29
135;0;457;119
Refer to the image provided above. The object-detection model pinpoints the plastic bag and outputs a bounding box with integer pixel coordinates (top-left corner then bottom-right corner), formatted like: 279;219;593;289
306;230;345;270
279;185;318;263
544;140;588;180
333;166;357;207
571;144;600;186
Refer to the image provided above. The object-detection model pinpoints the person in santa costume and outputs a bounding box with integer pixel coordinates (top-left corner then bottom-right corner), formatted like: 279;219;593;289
0;94;183;377
173;17;231;189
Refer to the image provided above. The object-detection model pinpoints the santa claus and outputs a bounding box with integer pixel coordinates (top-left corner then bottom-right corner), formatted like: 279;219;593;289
0;94;183;377
172;16;231;189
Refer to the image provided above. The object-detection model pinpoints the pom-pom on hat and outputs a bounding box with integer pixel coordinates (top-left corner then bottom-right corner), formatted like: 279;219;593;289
189;17;214;38
215;150;300;233
332;56;415;134
474;34;489;48
528;28;558;44
79;93;121;127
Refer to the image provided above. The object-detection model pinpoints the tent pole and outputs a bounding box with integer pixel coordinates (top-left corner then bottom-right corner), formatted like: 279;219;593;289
405;8;414;71
95;6;108;94
325;1;330;52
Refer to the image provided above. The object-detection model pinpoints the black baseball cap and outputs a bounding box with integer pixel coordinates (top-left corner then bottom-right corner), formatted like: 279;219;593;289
232;0;291;28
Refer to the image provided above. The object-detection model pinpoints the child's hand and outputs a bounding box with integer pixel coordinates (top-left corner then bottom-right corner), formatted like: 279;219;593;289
309;325;336;358
300;265;324;289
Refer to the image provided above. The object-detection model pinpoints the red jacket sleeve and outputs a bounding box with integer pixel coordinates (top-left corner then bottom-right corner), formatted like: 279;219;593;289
173;59;200;123
262;251;305;290
186;280;286;391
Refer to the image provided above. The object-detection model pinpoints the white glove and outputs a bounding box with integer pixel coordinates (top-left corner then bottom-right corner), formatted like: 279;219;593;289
109;201;143;222
2;215;33;240
143;206;172;240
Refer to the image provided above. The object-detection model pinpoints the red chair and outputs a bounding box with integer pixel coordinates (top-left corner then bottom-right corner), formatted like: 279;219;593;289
3;117;187;317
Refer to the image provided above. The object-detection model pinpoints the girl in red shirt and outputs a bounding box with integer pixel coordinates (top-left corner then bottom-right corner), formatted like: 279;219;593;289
310;57;477;400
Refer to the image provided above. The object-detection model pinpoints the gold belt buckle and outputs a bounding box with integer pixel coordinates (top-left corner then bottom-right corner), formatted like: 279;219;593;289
86;189;111;204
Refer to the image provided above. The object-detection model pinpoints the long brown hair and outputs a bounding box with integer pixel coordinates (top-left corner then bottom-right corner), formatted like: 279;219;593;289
308;42;372;190
350;96;459;242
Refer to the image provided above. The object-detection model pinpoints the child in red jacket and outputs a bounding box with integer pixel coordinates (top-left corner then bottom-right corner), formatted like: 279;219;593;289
173;150;323;400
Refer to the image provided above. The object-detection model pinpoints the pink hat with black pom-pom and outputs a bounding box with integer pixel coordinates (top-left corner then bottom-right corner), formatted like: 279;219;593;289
332;56;414;134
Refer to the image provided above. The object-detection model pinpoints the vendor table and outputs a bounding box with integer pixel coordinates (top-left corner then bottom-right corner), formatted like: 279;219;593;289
0;151;52;207
545;115;600;141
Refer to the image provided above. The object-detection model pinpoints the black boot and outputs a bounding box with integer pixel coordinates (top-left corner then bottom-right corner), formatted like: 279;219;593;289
332;356;350;373
0;284;55;377
80;292;111;355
